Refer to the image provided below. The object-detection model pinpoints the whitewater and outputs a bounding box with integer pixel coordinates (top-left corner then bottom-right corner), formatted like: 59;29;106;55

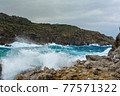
0;42;111;80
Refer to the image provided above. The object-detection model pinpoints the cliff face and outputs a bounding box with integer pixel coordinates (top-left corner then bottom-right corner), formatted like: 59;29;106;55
0;13;114;45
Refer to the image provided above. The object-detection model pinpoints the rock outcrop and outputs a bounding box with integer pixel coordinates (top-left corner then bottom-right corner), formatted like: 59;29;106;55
0;59;2;79
108;33;120;59
16;33;120;80
0;13;114;45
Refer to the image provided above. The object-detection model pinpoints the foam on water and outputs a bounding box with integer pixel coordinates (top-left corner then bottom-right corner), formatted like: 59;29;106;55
10;42;42;48
0;42;111;80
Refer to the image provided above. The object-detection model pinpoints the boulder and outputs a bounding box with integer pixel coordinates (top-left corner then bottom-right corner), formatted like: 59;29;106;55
86;55;106;61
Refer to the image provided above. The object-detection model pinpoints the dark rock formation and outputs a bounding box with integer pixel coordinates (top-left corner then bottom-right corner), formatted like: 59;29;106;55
0;60;2;79
0;13;114;45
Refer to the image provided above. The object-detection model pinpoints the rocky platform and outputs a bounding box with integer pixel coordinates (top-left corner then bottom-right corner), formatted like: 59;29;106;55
15;34;120;80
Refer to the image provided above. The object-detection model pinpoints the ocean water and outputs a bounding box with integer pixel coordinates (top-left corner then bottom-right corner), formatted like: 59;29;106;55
0;42;111;80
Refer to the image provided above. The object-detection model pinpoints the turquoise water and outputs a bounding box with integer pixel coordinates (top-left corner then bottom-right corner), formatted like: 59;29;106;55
0;43;111;58
0;42;111;79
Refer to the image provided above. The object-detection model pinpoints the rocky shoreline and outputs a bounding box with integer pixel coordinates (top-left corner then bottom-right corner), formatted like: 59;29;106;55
15;34;120;80
0;12;118;80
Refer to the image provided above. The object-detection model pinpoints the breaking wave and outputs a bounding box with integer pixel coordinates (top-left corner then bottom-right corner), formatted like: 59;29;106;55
0;42;111;79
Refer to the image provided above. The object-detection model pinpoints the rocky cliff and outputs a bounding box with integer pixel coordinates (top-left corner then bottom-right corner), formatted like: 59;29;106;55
0;13;114;45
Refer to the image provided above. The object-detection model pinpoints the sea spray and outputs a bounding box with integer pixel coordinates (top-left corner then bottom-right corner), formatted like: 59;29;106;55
0;42;111;79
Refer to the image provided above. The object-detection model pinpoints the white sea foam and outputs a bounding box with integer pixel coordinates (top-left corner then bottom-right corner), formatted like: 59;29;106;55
1;42;111;80
1;46;73;79
0;45;6;47
89;43;100;46
10;42;42;48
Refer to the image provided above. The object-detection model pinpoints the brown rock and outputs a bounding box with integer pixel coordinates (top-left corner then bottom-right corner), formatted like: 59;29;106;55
16;74;25;80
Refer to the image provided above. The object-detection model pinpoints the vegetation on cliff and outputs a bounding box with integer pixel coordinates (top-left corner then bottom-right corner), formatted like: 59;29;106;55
0;13;114;45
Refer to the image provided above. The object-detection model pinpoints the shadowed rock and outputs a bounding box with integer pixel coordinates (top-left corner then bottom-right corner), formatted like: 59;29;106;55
0;60;2;79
